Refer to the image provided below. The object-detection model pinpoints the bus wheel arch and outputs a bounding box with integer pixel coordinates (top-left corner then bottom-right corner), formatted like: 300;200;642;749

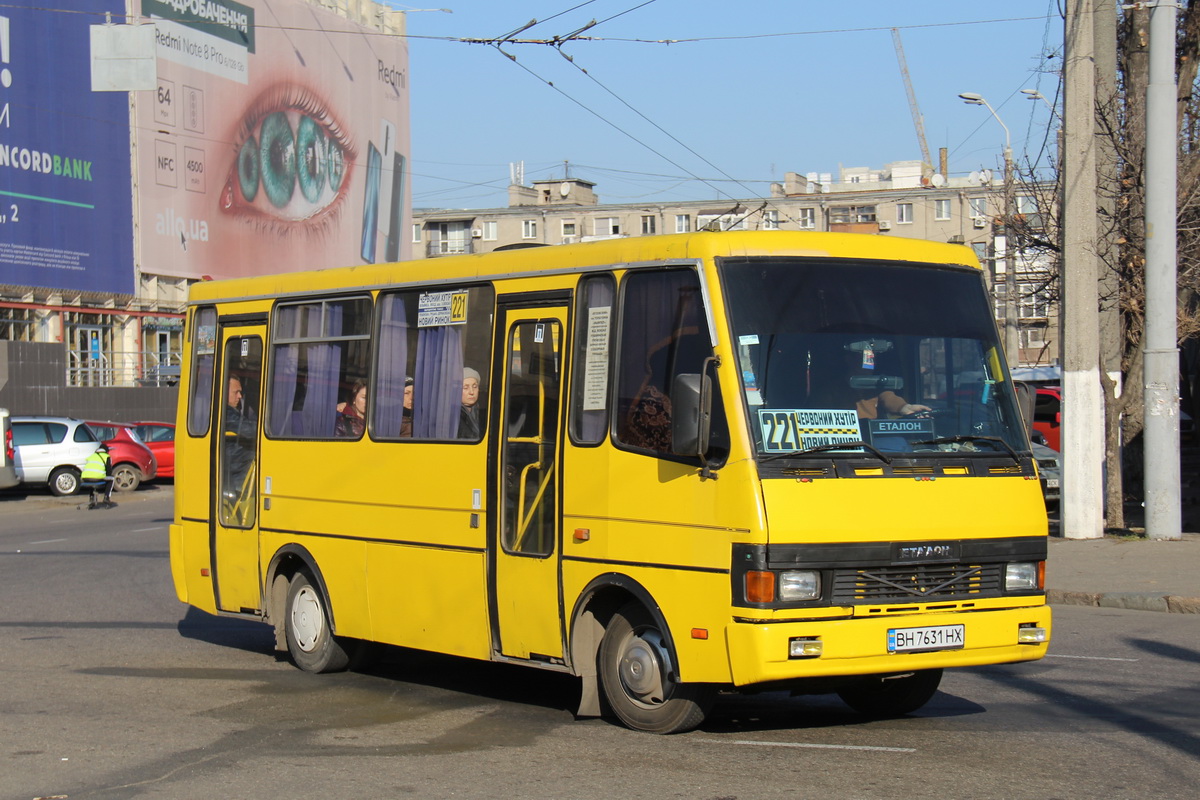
265;545;349;669
569;575;712;733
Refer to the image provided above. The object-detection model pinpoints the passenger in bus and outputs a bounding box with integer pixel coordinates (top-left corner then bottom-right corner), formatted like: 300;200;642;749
459;367;485;439
336;380;367;438
224;374;255;496
400;377;414;437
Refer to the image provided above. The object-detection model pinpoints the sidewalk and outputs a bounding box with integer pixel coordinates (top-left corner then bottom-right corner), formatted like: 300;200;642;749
1047;528;1200;614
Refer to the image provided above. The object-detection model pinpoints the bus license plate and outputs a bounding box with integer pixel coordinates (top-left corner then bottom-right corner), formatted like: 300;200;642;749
888;624;965;653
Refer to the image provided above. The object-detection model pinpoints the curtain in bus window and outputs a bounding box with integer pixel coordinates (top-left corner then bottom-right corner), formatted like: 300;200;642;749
188;307;217;436
269;304;301;437
298;305;343;437
375;294;410;438
414;325;463;439
268;344;299;437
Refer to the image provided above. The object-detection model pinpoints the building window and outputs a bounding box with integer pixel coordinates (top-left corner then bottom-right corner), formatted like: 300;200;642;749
675;214;691;233
830;206;876;224
562;219;577;238
483;221;497;241
934;199;951;220
969;197;988;218
596;217;620;236
522;220;537;239
897;203;913;224
1017;281;1051;319
412;224;422;243
641;215;657;235
798;208;816;229
763;210;779;230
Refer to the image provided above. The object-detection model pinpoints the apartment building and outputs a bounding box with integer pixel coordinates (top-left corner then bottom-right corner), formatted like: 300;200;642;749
413;161;1058;366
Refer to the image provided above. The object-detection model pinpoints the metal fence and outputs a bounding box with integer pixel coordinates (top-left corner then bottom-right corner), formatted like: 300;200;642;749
66;349;183;388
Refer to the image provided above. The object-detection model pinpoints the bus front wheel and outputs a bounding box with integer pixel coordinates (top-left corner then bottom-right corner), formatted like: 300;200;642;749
285;570;353;673
837;669;943;717
599;602;714;734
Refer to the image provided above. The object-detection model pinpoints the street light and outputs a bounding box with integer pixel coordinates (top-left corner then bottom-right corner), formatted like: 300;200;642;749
960;91;1019;369
1021;89;1060;121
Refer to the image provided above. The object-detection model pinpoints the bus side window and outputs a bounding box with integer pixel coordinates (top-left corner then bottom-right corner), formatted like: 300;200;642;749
570;274;615;444
188;307;217;436
373;285;495;441
616;269;726;457
266;297;372;439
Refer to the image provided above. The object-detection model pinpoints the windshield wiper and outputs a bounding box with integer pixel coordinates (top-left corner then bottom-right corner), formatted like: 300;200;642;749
759;440;892;465
912;435;1020;462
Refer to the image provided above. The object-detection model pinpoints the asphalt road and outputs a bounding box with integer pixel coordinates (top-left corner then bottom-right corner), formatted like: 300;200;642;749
2;488;1199;799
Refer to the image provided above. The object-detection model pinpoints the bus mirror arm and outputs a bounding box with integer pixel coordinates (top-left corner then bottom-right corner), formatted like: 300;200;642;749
671;357;718;479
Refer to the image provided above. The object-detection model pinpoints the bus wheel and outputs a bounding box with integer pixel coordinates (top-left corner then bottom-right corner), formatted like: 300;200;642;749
285;570;352;673
837;669;943;717
599;602;714;734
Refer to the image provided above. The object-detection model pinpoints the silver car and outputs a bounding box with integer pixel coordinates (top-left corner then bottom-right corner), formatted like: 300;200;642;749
10;416;101;496
1032;441;1061;507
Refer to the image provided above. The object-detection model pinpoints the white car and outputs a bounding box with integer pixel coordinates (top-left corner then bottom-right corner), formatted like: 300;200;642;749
10;416;101;496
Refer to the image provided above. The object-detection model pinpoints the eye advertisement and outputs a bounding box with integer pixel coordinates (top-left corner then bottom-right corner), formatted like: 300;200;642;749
135;0;410;281
0;1;136;294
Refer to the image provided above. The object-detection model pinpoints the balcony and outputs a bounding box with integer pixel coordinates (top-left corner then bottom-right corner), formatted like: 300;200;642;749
426;239;477;258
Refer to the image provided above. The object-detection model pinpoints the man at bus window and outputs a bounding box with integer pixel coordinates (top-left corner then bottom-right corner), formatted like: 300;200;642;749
459;367;485;439
336;380;367;438
224;374;255;496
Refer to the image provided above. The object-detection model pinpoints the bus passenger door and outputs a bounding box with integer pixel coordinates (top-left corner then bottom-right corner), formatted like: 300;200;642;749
213;328;264;614
490;304;568;661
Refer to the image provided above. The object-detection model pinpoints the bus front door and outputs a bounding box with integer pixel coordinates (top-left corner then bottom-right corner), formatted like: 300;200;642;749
213;328;264;614
490;305;568;661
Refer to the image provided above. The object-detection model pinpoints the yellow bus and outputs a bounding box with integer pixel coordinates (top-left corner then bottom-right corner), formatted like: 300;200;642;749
170;231;1051;733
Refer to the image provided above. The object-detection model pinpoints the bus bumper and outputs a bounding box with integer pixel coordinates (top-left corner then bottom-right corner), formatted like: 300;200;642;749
725;604;1051;687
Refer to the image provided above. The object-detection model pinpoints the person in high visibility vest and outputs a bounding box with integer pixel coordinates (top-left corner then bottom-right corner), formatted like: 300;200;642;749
82;444;115;509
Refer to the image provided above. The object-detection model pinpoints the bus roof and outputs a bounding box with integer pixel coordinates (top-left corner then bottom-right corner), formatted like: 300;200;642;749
185;230;980;306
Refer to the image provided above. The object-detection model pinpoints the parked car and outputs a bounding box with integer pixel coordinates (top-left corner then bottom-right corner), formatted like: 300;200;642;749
130;421;175;479
84;421;158;492
10;416;101;495
1032;386;1062;452
0;408;18;490
1032;441;1061;507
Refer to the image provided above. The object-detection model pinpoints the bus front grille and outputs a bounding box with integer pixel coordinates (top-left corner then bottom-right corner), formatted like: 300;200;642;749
831;563;1002;603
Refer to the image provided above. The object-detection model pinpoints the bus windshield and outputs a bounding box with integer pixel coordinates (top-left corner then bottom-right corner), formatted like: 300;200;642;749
720;257;1028;457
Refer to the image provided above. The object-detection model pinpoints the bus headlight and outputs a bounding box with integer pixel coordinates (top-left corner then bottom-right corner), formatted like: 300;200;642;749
779;570;820;601
1005;562;1041;591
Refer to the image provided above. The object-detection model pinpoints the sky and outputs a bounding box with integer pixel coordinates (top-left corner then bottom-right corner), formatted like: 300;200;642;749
392;1;1065;211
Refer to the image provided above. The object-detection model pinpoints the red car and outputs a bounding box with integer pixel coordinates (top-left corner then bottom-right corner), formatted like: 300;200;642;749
130;421;176;479
1031;386;1062;452
84;421;158;492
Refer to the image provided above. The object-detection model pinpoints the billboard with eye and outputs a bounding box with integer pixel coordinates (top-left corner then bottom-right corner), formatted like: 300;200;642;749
134;0;410;281
0;1;135;294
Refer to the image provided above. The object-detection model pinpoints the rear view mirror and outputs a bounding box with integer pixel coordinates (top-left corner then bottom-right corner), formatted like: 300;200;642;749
848;375;904;391
671;372;711;458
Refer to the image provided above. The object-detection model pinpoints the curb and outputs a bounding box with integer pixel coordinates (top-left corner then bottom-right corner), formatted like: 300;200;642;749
1047;589;1200;614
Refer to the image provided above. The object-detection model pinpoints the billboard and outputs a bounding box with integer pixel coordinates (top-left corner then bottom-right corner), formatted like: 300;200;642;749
135;0;411;281
0;2;136;294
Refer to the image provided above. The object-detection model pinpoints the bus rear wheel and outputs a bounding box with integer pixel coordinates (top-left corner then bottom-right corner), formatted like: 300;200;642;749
837;669;943;717
599;602;715;734
284;569;354;673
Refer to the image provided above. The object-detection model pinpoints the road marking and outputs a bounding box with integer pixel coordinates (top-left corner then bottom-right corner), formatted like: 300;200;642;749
28;538;67;545
1046;653;1139;662
696;738;915;753
132;527;163;532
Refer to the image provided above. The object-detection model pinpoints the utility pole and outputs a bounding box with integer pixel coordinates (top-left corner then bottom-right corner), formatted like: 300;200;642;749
1061;0;1105;539
1143;0;1181;540
1002;144;1019;369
